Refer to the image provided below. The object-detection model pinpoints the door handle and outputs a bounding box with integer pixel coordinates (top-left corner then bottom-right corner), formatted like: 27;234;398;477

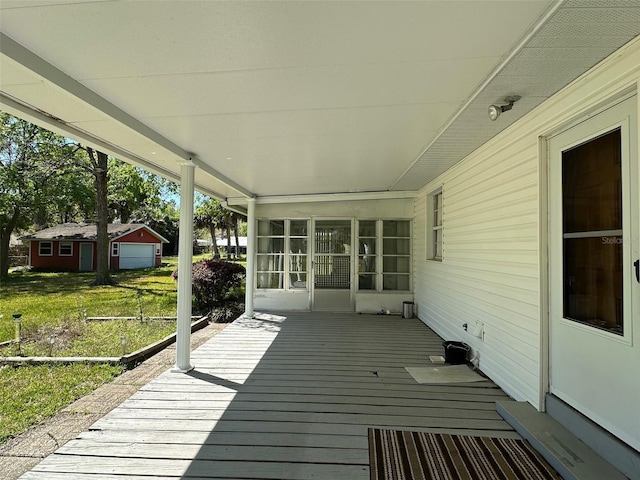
634;259;640;283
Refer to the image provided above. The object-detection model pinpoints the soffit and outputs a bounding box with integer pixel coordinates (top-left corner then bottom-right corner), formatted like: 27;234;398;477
1;1;639;201
392;0;640;190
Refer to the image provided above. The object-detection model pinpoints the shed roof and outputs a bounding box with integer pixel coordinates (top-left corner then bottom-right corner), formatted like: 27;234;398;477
22;223;169;243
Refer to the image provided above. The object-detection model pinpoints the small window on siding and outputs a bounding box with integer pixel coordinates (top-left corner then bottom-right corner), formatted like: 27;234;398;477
111;242;119;256
428;189;443;261
39;241;53;256
59;242;72;256
155;244;161;255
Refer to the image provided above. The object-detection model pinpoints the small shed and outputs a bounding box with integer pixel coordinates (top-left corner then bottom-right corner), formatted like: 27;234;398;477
216;236;247;256
23;223;168;271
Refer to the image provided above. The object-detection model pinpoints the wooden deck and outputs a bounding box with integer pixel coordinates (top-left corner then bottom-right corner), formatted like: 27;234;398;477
21;312;519;480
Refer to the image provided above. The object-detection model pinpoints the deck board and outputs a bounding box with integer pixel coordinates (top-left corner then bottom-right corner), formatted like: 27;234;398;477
22;312;519;479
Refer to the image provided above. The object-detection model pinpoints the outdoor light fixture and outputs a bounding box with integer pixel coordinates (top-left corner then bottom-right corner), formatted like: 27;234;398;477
488;95;521;121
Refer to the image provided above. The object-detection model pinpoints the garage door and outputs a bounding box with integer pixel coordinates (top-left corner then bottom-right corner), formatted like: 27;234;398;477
119;244;155;269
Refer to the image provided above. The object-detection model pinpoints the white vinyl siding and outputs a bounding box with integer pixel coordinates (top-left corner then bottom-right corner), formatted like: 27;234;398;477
415;144;540;404
414;37;640;407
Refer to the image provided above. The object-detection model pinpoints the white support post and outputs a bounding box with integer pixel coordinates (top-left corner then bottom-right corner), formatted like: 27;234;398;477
244;197;256;318
172;160;196;373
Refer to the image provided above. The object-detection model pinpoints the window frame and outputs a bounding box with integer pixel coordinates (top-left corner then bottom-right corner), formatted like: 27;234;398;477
427;188;443;262
111;242;119;256
382;220;412;292
356;219;378;291
356;219;412;292
58;241;73;256
256;219;309;291
39;241;53;256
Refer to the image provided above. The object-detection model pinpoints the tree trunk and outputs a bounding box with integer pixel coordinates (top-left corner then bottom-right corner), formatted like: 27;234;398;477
231;216;239;259
0;207;20;279
226;225;232;260
88;149;115;286
210;225;220;258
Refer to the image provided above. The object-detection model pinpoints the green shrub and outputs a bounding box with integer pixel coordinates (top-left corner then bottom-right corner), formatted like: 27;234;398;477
172;259;245;313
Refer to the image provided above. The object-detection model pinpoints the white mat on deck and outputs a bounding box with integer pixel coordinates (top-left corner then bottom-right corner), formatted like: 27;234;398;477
405;365;488;384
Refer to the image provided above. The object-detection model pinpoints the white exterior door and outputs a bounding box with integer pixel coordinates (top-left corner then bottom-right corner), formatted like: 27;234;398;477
119;244;155;269
311;219;353;311
548;96;639;450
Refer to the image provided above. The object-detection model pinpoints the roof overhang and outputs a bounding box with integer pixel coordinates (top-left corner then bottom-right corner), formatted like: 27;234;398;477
1;1;640;206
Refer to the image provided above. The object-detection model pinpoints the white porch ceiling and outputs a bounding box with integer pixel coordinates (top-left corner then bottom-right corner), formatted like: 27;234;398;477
1;1;640;204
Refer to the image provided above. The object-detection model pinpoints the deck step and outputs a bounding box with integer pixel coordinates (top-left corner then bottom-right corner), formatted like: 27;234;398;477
496;400;628;480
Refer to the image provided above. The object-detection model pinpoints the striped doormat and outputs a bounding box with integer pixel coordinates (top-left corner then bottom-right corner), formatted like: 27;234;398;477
368;429;561;480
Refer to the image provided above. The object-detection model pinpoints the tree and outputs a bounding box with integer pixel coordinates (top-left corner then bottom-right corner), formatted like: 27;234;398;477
1;113;180;280
107;159;166;223
229;211;246;259
83;147;115;286
0;113;77;278
107;162;179;254
194;197;228;258
147;201;180;256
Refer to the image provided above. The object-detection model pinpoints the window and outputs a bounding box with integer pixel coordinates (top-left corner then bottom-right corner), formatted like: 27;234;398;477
428;189;443;261
111;242;119;256
257;220;286;289
59;242;72;256
382;220;411;291
356;219;412;292
257;219;309;290
288;220;308;289
562;129;623;335
155;244;161;255
357;220;377;290
39;241;53;256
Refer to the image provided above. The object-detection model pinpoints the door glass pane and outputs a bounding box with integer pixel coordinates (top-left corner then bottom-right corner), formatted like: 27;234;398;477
315;220;351;254
562;128;623;335
314;220;351;289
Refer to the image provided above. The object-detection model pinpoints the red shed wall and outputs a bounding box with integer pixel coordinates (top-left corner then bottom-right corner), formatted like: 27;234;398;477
29;240;85;271
112;228;163;267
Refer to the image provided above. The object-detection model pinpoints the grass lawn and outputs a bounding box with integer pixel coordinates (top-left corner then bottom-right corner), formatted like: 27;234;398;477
0;262;181;345
0;363;122;444
0;256;207;445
